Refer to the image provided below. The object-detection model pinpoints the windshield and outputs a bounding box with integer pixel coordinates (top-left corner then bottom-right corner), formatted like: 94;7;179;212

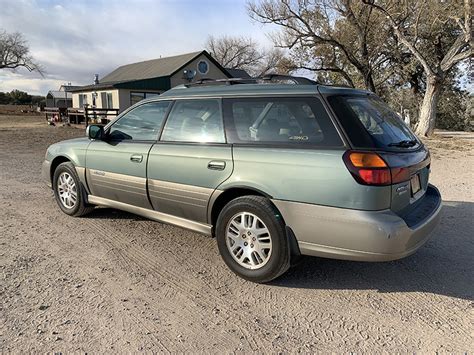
328;95;419;150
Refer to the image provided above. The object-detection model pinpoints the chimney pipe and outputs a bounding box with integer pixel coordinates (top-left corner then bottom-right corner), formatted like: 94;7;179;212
94;74;99;85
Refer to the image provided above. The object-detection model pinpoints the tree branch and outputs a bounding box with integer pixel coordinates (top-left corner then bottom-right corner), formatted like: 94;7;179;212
362;0;435;76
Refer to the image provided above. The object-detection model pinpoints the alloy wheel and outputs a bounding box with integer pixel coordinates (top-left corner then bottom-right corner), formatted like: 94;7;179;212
57;172;77;209
225;212;272;270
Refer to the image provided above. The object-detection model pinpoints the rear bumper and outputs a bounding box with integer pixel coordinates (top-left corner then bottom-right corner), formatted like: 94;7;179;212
272;185;442;262
41;160;52;188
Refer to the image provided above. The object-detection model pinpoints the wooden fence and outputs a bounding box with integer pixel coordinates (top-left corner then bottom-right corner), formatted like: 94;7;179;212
83;108;119;127
44;107;119;126
44;107;67;122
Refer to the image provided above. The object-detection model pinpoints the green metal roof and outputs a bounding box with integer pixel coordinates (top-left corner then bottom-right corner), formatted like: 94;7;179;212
101;51;202;82
69;50;234;93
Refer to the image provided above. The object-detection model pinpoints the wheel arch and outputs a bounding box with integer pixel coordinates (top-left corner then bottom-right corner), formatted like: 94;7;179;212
209;186;271;230
209;186;301;262
50;156;73;183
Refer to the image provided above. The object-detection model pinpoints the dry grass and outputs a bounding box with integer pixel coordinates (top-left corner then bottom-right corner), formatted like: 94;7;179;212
0;104;39;116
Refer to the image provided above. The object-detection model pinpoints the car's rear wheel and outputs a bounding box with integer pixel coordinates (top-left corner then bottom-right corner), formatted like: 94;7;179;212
216;196;290;283
53;162;94;217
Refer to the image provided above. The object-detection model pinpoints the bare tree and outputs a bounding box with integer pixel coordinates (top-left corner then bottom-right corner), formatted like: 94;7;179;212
362;0;472;136
0;30;43;74
247;0;390;92
206;35;289;77
252;47;289;76
206;35;264;72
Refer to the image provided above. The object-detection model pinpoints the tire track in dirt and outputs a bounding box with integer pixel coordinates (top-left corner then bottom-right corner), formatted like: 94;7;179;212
96;236;234;351
2;193;186;352
7;179;470;352
80;215;265;351
4;182;253;351
2;203;174;353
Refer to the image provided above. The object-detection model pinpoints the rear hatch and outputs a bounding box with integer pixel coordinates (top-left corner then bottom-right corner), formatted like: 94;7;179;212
326;94;431;214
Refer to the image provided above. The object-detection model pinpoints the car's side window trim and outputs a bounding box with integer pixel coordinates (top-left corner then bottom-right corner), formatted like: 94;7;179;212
317;93;352;148
222;96;347;149
153;140;232;148
155;100;175;141
104;100;174;143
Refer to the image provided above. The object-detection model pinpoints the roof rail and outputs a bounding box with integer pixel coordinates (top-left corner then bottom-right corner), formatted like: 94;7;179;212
258;74;318;85
184;78;256;88
183;74;318;88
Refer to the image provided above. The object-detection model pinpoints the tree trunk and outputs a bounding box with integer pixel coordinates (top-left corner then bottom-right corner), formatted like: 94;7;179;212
365;72;377;93
415;75;442;137
360;67;376;93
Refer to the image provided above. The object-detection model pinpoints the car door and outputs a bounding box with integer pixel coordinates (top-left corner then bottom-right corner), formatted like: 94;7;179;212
86;101;171;208
147;98;233;223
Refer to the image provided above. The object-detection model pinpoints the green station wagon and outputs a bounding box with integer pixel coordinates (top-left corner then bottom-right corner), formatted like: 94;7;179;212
42;76;442;282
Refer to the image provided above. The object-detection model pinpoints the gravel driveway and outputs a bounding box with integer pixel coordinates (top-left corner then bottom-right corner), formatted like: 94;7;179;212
1;116;473;352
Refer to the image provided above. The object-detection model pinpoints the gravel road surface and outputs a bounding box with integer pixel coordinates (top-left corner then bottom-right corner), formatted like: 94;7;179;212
1;116;473;352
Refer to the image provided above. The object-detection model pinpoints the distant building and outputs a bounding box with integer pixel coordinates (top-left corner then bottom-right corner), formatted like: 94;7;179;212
45;84;80;108
69;51;249;113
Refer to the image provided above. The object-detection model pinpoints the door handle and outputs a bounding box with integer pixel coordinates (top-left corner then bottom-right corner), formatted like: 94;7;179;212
208;160;226;170
130;154;143;163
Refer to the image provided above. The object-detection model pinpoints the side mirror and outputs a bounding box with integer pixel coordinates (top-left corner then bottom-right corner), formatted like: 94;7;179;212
86;125;104;140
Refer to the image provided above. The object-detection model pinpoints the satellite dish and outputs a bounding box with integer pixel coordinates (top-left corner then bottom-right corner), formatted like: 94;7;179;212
183;69;196;81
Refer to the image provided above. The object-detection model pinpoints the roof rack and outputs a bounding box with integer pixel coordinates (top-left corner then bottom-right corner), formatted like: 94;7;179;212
184;78;256;88
258;74;318;85
183;74;318;88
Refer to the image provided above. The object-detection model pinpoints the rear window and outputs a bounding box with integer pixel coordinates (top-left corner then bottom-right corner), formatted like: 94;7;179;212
223;97;343;147
328;95;419;150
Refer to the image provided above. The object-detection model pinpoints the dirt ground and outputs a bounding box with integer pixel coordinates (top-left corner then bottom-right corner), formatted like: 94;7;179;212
1;115;473;353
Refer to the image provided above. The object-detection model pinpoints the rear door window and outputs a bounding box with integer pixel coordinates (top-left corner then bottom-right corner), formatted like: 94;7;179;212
327;95;419;150
223;97;343;147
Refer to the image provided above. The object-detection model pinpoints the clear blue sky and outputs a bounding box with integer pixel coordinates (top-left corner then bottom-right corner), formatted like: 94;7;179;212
0;0;275;95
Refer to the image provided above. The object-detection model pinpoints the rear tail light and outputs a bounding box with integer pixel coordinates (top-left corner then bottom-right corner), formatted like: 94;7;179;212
343;151;391;186
344;150;431;186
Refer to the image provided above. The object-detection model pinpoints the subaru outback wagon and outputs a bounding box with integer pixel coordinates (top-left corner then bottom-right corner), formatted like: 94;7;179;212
42;76;442;282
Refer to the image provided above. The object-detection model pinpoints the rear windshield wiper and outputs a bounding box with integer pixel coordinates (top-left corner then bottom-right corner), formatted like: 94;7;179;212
388;139;418;148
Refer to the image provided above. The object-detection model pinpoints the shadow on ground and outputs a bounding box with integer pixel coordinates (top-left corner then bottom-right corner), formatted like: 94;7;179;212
85;207;146;221
272;201;474;302
84;201;473;302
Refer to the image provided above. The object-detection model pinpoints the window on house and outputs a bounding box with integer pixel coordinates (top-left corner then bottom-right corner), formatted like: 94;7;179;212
130;92;160;106
100;92;107;108
197;60;209;74
107;93;113;108
78;94;88;108
100;92;114;109
130;92;145;106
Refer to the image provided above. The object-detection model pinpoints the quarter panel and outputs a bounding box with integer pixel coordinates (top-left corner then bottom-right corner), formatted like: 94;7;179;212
225;147;391;210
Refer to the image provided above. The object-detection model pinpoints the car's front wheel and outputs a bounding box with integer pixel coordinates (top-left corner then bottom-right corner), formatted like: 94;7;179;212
53;162;94;217
216;196;290;283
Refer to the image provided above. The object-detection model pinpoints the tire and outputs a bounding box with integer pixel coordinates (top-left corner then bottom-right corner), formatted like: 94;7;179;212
52;162;94;217
216;196;290;283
